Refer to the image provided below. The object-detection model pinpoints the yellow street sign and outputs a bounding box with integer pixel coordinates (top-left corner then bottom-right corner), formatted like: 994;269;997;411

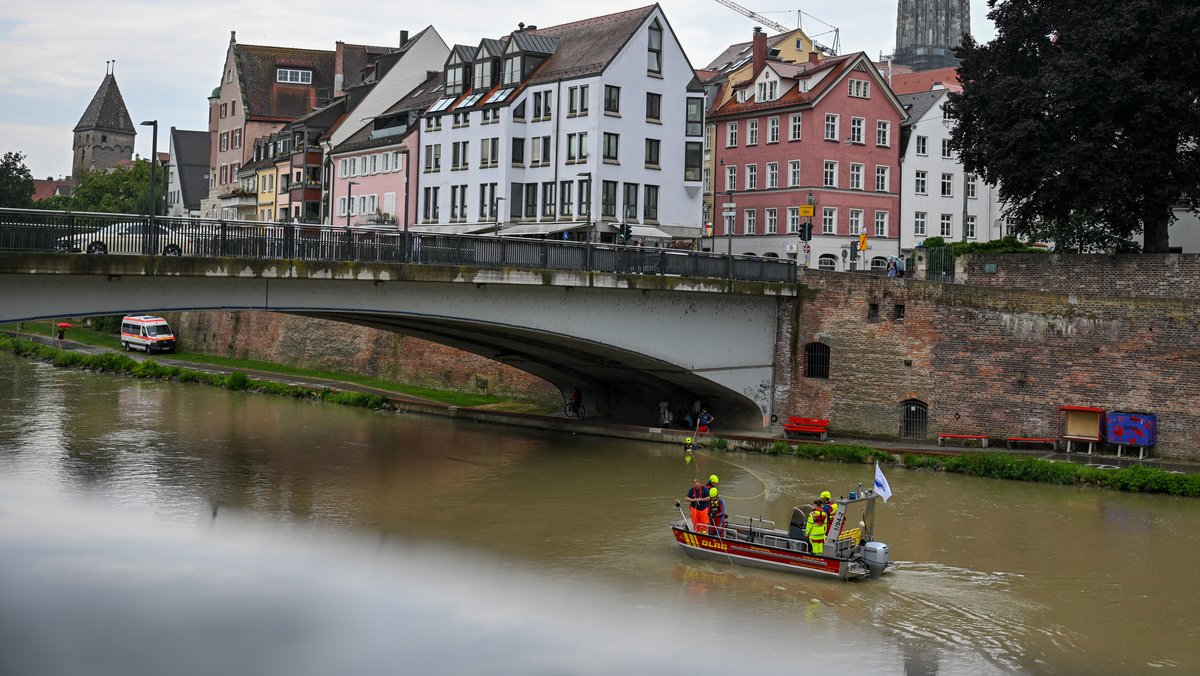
798;204;815;218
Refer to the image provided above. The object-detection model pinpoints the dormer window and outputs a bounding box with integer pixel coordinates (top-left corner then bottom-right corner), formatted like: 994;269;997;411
503;56;521;86
446;65;465;96
736;89;749;103
647;20;663;74
756;80;778;102
473;60;492;91
276;68;312;84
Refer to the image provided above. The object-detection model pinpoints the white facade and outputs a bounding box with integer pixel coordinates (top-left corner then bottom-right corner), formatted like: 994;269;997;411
898;88;1003;251
416;7;704;239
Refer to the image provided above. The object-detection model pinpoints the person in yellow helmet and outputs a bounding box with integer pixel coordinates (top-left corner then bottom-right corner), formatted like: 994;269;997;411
683;436;696;454
819;490;839;524
704;474;719;498
707;487;727;530
805;507;828;555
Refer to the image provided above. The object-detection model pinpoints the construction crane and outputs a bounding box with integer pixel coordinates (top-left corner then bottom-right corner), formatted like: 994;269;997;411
713;0;840;55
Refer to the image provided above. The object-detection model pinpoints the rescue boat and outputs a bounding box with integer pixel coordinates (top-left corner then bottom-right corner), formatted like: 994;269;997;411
670;487;893;581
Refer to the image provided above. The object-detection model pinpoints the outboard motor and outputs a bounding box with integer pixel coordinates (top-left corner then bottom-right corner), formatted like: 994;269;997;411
863;541;890;578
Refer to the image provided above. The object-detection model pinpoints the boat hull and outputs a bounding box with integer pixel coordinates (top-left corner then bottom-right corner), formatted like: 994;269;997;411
671;523;862;580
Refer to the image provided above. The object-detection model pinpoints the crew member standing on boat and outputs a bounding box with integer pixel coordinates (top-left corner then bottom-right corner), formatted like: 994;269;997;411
707;488;727;531
820;491;839;523
686;479;709;532
806;508;828;555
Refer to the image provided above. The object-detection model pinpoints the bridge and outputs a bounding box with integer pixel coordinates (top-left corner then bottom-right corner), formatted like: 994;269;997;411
0;209;798;427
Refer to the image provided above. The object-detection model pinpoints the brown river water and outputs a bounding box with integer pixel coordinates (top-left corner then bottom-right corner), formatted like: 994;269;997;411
0;353;1196;675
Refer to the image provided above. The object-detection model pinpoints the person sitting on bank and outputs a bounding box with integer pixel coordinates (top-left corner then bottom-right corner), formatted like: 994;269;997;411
686;479;709;532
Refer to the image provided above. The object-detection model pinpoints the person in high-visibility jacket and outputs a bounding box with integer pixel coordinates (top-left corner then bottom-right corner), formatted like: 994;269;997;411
683;436;696;454
820;490;839;524
805;508;828;555
707;488;727;531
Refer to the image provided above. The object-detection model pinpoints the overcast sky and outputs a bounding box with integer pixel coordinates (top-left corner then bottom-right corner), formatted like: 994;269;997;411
0;0;996;180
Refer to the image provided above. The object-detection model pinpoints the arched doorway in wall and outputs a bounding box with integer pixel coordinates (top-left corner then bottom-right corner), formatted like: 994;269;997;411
900;399;928;439
870;256;887;272
818;254;838;271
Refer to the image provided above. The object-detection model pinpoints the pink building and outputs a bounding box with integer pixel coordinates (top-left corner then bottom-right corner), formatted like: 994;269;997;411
708;30;907;269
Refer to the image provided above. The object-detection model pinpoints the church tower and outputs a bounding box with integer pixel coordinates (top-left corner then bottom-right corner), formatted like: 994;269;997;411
72;62;136;179
894;0;971;72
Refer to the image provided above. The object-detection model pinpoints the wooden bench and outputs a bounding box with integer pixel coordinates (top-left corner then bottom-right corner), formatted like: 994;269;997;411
1062;435;1100;454
783;417;829;441
1005;437;1059;450
937;433;989;448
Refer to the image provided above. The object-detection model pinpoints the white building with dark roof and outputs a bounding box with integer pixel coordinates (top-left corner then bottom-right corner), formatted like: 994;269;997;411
415;5;705;241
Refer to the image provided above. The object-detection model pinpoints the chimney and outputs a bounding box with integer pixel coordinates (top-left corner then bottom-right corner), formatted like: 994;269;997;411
809;51;820;63
399;30;409;47
752;27;767;73
335;41;346;96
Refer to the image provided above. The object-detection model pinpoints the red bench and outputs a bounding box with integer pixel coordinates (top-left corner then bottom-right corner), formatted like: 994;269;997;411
783;417;829;441
937;433;989;448
1005;437;1058;450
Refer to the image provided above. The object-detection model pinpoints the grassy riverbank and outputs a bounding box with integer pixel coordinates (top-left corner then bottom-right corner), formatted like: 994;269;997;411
1;321;551;412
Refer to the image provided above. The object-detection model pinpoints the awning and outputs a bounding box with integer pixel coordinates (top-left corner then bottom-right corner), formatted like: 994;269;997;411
499;221;589;236
407;223;497;235
630;225;673;239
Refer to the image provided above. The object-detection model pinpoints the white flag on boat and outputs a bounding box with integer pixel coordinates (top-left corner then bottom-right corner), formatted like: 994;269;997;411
874;462;893;502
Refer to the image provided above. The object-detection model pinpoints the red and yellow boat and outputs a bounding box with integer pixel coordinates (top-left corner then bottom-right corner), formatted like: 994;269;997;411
671;488;892;581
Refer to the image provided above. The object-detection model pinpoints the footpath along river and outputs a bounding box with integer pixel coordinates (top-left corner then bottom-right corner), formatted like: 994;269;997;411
0;352;1196;674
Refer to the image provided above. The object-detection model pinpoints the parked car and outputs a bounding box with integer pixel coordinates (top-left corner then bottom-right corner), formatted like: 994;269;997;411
55;222;187;255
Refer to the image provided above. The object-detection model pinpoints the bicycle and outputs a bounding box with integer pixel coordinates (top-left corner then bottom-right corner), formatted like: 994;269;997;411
565;402;586;420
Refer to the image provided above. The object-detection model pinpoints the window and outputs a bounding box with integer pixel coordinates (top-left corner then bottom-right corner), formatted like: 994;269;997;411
744;209;756;234
644;184;659;221
868;303;880;320
818;254;837;271
560;181;573;217
524;183;537;218
534;91;552;119
578;85;590;114
849;209;863;235
513;101;526;120
601;180;617;217
480;137;499;167
967;174;978;199
568;86;581;115
644;138;660;167
876;120;890;147
787;207;799;233
542;181;555;217
789;113;802;141
449;185;463;220
686;98;703;136
472;60;493;91
503;56;521;85
875;165;889;192
788;160;800;187
579;178;592;216
849;163;864;190
849;117;864;144
765;208;778;234
966;215;977;239
479;182;497;220
452;140;470;170
604;85;621;114
726;121;738;147
220;103;227;118
824;114;839;141
747;119;758;146
914;211;927;236
422;186;439;221
276;68;312;84
725;165;737;192
823;160;838;188
822;207;837;234
623;182;639;220
894;304;906;321
942;138;953;159
741;164;755;190
446;66;465;96
531;136;549;166
647;20;663;74
916;136;928;156
766;162;778;189
511;138;524;165
804;342;830;378
847;79;870;98
941;173;954;197
875;210;888;237
219;132;228;152
646;92;661;121
914;170;927;195
685;142;702;181
603;133;619;161
767;117;779;143
940;213;953;237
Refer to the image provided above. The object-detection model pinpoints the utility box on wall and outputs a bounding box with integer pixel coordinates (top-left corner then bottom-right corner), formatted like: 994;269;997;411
1106;411;1157;458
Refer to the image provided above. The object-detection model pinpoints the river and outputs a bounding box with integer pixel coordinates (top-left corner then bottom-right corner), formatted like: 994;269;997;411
0;353;1196;675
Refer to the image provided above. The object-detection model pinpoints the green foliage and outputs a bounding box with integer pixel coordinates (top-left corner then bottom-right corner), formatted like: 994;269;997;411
902;452;1200;497
39;158;164;215
90;315;123;335
713;437;729;450
0;151;35;208
945;0;1200;253
226;371;250;391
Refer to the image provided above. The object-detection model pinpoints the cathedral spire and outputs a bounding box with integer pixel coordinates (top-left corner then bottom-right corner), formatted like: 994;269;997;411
894;0;971;71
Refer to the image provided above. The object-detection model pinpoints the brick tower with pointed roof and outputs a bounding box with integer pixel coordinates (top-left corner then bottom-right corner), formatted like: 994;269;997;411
72;65;136;179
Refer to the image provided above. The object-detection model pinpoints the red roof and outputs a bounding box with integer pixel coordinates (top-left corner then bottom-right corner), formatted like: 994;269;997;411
888;66;961;95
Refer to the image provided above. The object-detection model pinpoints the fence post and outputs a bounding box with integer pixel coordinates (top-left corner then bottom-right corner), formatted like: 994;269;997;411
219;220;227;256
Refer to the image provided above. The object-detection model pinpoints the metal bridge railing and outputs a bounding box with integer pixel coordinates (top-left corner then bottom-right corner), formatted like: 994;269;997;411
0;208;797;284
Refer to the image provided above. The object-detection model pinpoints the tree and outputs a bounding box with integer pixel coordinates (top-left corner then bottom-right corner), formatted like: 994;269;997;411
39;158;164;215
945;0;1200;253
0;151;35;208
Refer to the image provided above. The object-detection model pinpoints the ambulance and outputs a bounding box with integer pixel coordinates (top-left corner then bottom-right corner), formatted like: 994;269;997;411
120;315;176;353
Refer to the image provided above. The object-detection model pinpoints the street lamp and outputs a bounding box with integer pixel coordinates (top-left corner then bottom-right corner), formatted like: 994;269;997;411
725;188;735;256
346;181;359;228
139;120;158;254
577;171;592;270
494;196;506;236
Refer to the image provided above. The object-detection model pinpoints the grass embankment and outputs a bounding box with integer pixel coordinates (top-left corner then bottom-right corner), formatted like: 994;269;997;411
2;321;552;412
724;439;1199;498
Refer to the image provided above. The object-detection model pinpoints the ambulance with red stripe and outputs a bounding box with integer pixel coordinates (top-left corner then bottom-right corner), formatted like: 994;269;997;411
120;315;176;353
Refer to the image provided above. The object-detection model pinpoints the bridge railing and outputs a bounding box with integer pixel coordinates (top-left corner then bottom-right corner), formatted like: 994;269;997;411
0;208;796;284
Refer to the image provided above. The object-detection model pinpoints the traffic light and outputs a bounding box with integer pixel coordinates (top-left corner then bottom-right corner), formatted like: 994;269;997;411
849;245;858;261
619;223;632;244
800;221;813;242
